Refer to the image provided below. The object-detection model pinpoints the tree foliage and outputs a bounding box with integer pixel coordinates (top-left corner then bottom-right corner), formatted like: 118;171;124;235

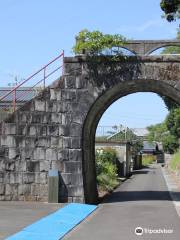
160;30;180;110
147;122;168;143
147;109;180;153
72;29;126;55
160;0;180;22
166;108;180;138
162;134;179;153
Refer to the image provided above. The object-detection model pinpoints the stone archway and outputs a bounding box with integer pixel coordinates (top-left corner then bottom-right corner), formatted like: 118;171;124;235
82;78;180;203
1;55;180;203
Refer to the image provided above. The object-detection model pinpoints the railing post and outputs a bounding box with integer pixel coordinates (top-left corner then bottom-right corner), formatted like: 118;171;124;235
13;89;16;112
43;67;46;89
62;50;64;75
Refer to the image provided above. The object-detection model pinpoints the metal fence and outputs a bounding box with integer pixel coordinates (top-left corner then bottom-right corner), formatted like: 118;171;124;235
0;51;64;118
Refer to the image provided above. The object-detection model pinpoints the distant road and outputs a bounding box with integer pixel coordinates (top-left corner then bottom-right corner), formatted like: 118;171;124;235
64;164;180;240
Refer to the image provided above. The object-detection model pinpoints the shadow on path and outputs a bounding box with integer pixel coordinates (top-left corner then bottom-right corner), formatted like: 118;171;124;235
103;165;180;203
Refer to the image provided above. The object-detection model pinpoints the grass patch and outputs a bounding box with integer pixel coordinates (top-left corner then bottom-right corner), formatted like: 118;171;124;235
170;148;180;172
142;154;156;166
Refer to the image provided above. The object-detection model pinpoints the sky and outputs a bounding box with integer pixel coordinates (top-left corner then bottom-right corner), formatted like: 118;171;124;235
0;0;178;127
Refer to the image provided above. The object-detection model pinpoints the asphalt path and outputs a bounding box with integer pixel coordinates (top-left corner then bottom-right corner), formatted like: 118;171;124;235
0;202;62;240
64;164;180;240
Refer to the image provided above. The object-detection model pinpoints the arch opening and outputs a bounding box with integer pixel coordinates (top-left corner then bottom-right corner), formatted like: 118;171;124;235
82;79;180;204
147;44;180;55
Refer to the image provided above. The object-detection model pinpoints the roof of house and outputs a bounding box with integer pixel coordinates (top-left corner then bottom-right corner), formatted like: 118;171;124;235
131;128;149;137
0;87;40;104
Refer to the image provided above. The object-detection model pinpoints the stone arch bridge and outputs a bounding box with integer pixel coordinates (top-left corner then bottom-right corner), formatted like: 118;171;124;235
0;41;180;204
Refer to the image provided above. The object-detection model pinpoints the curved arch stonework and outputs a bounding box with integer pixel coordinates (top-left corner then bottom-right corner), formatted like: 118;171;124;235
0;56;180;203
123;40;180;55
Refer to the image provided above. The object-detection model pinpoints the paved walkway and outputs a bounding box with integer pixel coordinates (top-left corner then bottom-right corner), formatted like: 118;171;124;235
0;202;63;240
64;164;180;240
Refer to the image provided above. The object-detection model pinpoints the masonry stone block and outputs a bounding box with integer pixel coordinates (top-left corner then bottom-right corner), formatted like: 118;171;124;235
5;184;12;195
50;89;57;100
46;148;57;161
1;136;15;147
57;102;68;113
62;137;71;149
50;137;58;147
27;161;40;172
58;149;69;161
47;125;59;136
65;76;76;88
69;123;82;136
15;160;26;172
40;160;49;172
72;196;84;203
61;113;72;125
35;100;46;111
61;90;76;101
5;161;15;171
4;123;16;135
34;173;40;184
0;184;5;195
8;148;19;159
31;184;40;196
28;126;36;136
64;161;82;173
33;147;45;160
0;172;4;183
0;146;6;157
22;184;31;195
17;124;27;135
39;184;48;197
40;172;48;184
23;173;35;184
61;173;83;186
70;137;81;149
59;125;69;136
56;91;61;101
69;149;82;161
18;184;24;195
38;137;50;147
67;185;84;197
16;138;26;148
51;113;62;123
46;101;57;113
75;76;85;89
18;112;30;123
37;126;47;136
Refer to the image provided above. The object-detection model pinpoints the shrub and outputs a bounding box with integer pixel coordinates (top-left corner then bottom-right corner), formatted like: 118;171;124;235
96;148;119;192
73;29;126;55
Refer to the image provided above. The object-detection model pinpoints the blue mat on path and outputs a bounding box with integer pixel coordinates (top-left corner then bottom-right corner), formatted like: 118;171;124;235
5;203;97;240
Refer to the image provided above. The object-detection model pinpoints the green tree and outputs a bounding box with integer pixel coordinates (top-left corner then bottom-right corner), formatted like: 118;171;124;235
160;30;180;110
72;29;126;55
166;108;180;138
160;0;180;22
147;122;168;143
162;134;179;153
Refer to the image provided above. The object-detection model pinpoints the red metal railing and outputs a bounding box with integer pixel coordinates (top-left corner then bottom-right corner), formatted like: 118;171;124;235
0;51;64;113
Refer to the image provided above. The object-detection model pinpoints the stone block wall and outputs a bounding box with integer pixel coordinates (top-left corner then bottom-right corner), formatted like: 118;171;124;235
0;59;94;202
